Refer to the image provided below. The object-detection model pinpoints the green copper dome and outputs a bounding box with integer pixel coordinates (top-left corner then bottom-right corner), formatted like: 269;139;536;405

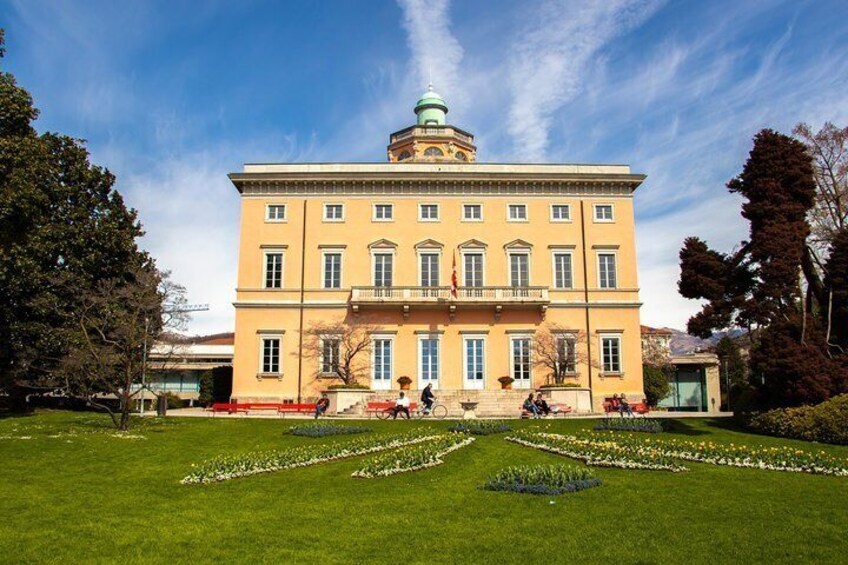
414;85;448;126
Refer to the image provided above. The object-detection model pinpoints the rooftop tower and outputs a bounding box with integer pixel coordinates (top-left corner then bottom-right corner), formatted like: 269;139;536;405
387;85;477;163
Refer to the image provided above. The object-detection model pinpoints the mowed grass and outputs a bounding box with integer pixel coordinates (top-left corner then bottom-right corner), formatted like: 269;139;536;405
1;412;847;564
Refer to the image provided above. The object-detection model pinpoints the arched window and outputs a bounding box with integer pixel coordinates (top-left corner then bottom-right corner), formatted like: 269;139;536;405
423;147;444;157
398;151;411;161
455;151;467;161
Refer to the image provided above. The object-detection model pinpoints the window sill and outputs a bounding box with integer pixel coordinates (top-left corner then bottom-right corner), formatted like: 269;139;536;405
322;219;345;223
550;219;573;223
593;219;615;224
256;373;283;380
599;372;624;379
264;219;288;223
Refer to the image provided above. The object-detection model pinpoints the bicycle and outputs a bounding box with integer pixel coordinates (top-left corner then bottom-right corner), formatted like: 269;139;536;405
415;401;448;419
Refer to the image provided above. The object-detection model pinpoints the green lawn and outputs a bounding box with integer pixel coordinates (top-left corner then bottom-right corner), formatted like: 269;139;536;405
1;411;847;564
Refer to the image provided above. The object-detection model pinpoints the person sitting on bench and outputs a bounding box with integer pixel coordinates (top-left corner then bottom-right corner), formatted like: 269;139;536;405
523;393;541;419
619;393;634;417
534;392;551;416
392;391;411;420
420;383;435;414
314;393;330;419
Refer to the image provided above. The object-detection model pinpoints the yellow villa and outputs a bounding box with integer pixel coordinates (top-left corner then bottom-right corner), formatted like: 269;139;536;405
228;88;646;414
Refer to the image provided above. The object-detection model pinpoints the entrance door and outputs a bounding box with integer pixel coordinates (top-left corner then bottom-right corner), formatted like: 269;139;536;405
372;338;392;390
511;337;531;389
464;337;485;390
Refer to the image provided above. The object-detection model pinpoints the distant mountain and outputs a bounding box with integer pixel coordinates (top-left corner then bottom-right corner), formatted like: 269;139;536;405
664;328;747;355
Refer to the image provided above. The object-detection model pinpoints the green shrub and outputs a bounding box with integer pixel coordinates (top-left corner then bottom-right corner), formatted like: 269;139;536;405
448;420;512;435
643;365;671;407
594;418;664;433
289;423;371;437
164;393;183;410
482;464;601;495
747;394;848;445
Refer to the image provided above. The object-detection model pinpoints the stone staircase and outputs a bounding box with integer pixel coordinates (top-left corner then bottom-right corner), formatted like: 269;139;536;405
337;389;535;418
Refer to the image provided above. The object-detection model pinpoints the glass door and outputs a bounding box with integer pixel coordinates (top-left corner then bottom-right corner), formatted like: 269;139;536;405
464;337;485;390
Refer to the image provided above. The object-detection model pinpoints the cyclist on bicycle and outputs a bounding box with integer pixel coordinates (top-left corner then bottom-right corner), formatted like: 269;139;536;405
420;383;435;415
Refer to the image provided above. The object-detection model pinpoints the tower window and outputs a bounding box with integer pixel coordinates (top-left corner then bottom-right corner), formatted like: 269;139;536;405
398;151;411;161
455;151;467;161
423;147;444;157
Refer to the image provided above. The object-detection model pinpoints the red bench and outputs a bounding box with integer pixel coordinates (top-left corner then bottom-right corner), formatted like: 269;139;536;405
208;403;250;416
603;397;650;415
277;403;317;417
365;401;418;419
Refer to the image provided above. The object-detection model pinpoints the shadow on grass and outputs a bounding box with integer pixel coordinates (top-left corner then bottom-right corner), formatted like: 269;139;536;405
660;419;711;436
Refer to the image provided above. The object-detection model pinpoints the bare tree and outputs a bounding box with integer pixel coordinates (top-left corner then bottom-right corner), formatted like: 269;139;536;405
61;265;187;430
301;316;381;387
532;323;595;385
794;122;848;255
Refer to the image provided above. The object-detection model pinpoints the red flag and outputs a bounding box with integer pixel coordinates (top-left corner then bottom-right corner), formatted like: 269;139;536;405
451;251;458;298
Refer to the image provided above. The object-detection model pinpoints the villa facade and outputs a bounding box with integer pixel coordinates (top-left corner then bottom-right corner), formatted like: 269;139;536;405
228;89;646;412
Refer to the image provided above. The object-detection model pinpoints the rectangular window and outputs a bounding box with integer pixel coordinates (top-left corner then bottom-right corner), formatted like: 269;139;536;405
264;252;283;289
374;204;393;221
557;336;577;373
419;203;439;221
508;204;528;221
373;253;393;287
465;338;485;384
261;337;280;374
321;338;340;374
420;253;439;287
372;338;392;385
463;253;484;287
420;338;439;384
550;204;570;221
509;253;529;287
598;253;617;289
463;204;482;221
324;204;344;221
511;338;531;383
601;335;622;373
594;204;614;222
553;253;573;289
323;252;342;289
266;204;286;221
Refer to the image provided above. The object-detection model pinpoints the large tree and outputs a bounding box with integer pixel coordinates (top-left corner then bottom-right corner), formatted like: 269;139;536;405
678;129;847;408
0;30;161;413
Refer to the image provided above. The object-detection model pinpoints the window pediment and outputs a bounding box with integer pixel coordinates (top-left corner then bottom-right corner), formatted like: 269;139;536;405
458;238;488;249
414;238;444;249
504;238;533;250
368;238;398;249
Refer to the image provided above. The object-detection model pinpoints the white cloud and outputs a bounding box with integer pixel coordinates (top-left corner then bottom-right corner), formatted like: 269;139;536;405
397;0;466;109
506;0;665;161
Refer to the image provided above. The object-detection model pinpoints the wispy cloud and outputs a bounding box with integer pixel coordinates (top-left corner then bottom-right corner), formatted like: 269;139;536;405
507;0;664;161
397;0;465;106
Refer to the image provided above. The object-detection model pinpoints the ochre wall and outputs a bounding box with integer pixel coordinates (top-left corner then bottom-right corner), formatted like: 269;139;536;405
232;195;644;410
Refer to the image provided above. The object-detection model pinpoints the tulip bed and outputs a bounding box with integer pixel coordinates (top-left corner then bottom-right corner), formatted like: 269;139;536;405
482;464;602;495
182;430;439;484
448;420;513;435
506;431;688;472
352;433;475;478
593;432;848;476
288;422;371;437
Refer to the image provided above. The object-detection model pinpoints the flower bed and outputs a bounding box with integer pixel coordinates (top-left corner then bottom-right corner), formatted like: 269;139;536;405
593;418;664;434
594;432;848;476
351;434;475;478
448;420;512;436
482;464;601;495
288;423;371;437
506;431;687;472
182;430;438;485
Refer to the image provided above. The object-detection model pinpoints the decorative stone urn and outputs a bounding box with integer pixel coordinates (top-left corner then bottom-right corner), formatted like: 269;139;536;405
459;400;479;420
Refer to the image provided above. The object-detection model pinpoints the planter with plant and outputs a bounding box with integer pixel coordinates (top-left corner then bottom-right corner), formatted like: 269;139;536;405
498;376;514;390
397;376;412;390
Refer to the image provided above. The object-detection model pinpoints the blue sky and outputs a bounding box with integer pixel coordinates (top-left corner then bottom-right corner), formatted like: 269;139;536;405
2;0;847;334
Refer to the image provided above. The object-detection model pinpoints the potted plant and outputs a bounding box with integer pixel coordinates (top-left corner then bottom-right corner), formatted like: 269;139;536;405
397;376;412;390
498;376;514;390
